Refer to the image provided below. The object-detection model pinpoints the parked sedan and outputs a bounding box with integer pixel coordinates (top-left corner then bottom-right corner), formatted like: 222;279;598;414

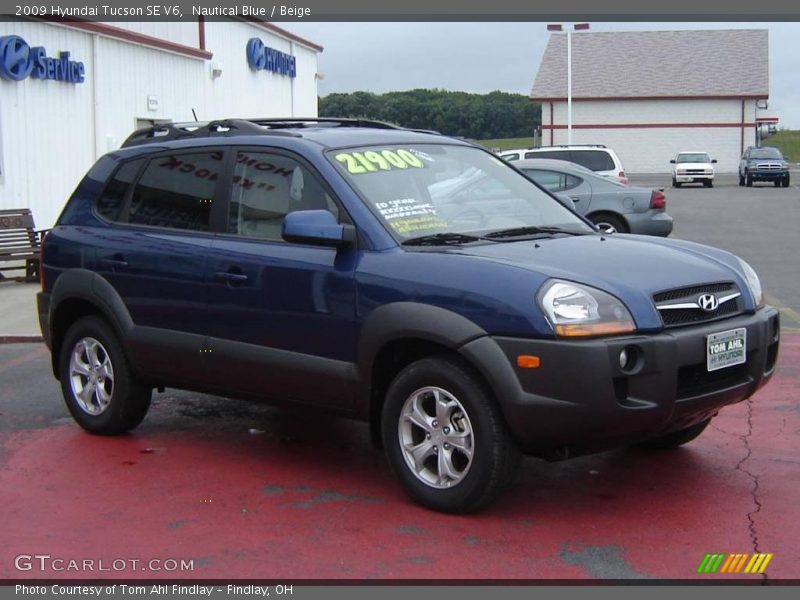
513;159;673;236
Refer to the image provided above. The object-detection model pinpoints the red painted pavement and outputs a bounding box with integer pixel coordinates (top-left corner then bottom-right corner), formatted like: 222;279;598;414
1;337;799;581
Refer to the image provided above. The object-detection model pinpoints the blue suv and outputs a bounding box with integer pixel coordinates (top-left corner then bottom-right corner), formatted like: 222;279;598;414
38;119;780;513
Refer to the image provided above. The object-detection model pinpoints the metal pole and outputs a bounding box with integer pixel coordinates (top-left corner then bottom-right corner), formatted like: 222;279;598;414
567;27;572;145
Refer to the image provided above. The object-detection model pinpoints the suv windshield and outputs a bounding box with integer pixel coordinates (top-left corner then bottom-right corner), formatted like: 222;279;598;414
328;144;592;240
676;153;710;163
749;147;784;160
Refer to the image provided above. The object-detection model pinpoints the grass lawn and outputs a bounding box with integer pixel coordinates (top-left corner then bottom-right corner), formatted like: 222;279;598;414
764;130;800;163
477;137;536;151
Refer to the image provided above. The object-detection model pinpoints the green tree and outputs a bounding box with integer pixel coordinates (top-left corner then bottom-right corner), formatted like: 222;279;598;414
319;89;541;140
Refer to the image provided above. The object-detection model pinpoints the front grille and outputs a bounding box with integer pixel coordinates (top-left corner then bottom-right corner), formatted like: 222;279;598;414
755;163;781;171
685;169;707;175
654;282;744;328
677;357;751;399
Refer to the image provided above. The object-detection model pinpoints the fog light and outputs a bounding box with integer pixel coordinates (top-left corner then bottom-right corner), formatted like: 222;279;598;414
619;346;638;372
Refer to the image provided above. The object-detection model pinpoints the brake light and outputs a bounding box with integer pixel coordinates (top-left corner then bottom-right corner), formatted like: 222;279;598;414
618;170;626;178
650;190;666;210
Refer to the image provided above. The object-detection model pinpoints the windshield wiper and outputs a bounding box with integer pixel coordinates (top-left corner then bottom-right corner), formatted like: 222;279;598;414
402;232;483;246
483;226;588;239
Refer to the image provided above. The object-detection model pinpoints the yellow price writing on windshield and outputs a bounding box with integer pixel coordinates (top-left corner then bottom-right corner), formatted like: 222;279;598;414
336;149;425;174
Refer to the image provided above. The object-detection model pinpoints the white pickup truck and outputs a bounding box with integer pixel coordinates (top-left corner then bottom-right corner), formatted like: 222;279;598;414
670;151;717;187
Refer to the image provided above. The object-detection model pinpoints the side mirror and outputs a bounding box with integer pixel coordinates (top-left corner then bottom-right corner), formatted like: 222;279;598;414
669;159;676;164
711;159;718;163
282;210;355;248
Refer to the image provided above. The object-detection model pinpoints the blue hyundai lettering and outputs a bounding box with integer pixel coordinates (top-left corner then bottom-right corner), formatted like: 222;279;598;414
0;35;85;83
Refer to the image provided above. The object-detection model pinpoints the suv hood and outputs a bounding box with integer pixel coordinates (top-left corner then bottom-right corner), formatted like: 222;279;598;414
449;234;753;331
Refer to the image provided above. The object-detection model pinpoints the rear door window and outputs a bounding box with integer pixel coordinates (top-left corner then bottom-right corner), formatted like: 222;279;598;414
570;150;615;171
523;169;582;192
126;151;224;231
527;150;572;161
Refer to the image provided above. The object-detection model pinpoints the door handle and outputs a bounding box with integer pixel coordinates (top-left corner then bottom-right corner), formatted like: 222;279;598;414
100;258;129;269
569;196;581;202
214;271;249;283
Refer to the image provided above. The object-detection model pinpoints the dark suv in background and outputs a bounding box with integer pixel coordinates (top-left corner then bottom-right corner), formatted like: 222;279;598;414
38;118;779;513
739;146;791;187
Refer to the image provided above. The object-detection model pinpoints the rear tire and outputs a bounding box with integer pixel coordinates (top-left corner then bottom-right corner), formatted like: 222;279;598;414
589;213;627;234
59;316;151;435
381;356;521;513
634;419;710;450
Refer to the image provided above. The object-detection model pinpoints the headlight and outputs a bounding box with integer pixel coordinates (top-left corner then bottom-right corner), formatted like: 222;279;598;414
537;280;636;337
737;258;764;309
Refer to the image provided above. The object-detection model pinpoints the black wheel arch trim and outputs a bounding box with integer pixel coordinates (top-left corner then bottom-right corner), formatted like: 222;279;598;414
356;302;501;429
48;269;135;378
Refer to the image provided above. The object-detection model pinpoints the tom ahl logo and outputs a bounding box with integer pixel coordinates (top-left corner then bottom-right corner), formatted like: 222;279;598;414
0;35;85;83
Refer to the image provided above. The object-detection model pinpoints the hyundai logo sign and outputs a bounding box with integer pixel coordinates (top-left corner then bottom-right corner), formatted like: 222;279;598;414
698;294;719;313
246;38;296;78
0;35;85;84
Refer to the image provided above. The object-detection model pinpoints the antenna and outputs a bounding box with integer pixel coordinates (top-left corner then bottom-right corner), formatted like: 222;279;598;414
191;109;198;122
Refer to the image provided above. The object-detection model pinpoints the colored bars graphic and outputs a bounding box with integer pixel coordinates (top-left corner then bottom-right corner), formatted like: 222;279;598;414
697;553;773;574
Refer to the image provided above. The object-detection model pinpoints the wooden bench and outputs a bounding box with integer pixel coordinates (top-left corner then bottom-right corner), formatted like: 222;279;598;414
0;208;45;281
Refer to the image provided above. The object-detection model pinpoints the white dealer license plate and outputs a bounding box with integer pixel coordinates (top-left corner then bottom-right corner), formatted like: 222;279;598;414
707;328;747;372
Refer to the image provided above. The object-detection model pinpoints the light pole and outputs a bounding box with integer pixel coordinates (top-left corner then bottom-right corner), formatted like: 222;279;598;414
547;22;590;146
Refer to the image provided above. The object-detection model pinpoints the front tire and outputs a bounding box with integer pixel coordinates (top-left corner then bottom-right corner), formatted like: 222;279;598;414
746;173;753;187
59;316;151;435
738;173;745;186
634;419;710;450
782;175;791;187
381;356;521;513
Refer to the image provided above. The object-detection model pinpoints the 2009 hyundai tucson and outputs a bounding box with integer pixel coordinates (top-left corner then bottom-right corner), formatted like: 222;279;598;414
37;118;780;513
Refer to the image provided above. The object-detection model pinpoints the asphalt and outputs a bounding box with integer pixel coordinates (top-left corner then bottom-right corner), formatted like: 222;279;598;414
0;340;797;579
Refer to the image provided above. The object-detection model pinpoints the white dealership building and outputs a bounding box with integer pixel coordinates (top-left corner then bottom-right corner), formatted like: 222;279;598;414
530;29;777;173
0;19;322;228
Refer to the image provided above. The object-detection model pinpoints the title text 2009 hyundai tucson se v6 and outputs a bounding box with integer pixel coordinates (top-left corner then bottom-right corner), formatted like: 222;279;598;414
38;118;780;513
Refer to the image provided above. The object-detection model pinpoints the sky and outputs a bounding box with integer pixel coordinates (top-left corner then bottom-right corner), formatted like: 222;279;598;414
283;22;800;129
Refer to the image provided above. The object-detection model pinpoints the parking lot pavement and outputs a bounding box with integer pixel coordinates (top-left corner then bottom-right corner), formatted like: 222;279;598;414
629;172;800;332
0;339;798;580
0;281;41;342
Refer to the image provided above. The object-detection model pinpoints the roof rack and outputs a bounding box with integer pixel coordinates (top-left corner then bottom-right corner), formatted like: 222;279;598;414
537;144;607;149
120;117;440;148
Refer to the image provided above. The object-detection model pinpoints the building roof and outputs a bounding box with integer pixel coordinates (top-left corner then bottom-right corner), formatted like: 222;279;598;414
530;29;768;101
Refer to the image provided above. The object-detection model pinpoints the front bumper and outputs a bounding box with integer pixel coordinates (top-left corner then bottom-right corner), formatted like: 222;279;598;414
749;170;788;181
460;307;780;456
675;174;713;183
